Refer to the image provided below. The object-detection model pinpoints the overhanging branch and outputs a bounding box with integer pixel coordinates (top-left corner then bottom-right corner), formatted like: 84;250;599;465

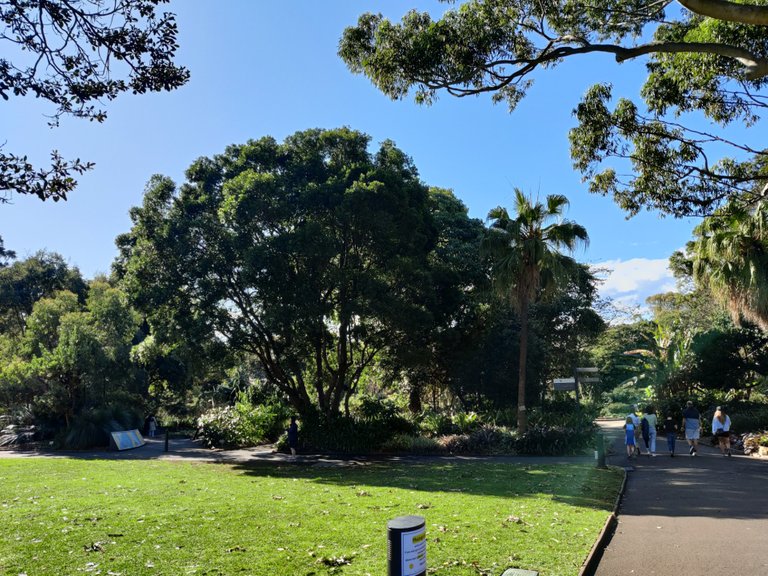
677;0;768;26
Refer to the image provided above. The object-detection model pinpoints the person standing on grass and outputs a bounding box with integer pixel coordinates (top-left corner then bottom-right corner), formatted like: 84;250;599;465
664;415;678;457
682;400;701;456
643;406;658;456
624;416;637;459
712;406;732;457
287;416;299;457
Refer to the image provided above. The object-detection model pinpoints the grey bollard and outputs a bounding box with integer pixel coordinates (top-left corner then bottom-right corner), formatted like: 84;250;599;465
595;432;606;467
387;515;426;576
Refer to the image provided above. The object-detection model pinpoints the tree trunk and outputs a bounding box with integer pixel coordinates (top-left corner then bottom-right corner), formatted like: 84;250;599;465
517;298;529;435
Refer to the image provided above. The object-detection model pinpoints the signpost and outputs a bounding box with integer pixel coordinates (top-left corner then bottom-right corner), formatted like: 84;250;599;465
552;377;576;391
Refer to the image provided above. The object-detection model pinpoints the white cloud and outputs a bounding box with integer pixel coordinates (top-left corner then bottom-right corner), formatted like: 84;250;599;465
592;257;678;313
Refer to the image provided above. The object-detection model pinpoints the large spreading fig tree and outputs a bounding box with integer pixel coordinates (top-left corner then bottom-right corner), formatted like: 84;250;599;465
340;1;768;217
115;128;437;419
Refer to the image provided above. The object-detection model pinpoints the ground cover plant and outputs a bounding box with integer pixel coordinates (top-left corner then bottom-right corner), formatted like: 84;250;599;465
0;459;622;576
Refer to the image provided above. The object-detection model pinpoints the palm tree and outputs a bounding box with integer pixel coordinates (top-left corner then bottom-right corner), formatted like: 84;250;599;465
483;190;588;434
689;200;768;331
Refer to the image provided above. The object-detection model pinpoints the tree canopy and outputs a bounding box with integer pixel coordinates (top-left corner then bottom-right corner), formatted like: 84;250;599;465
0;251;87;338
115;128;441;419
1;0;188;203
340;0;768;217
673;199;768;330
0;280;140;429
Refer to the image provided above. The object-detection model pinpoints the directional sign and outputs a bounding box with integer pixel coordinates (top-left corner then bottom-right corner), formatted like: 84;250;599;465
552;377;576;391
578;377;601;383
576;367;599;373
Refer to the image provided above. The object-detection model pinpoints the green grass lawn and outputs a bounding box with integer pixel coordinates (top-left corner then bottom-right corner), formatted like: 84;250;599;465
0;458;622;576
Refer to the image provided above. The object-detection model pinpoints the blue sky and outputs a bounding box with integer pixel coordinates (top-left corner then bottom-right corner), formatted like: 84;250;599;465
0;0;702;314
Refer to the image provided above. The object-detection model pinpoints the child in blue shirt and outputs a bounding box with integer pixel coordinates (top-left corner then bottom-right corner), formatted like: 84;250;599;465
624;416;636;459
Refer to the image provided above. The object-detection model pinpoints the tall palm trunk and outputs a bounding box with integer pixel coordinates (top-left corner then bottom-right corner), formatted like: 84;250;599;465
517;297;529;434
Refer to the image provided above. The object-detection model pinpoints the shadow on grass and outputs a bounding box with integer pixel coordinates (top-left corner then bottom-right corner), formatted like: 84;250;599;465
226;459;620;513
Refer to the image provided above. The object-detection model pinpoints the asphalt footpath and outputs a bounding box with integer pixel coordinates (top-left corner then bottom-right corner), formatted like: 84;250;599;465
593;420;768;575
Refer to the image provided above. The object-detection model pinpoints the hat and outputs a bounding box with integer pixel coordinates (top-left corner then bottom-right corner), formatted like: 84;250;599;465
633;404;639;410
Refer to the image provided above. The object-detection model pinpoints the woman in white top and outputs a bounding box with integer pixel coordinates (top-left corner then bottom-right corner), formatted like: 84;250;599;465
712;406;732;457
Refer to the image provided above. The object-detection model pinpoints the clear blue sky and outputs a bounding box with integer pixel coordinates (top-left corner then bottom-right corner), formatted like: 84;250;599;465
0;0;704;313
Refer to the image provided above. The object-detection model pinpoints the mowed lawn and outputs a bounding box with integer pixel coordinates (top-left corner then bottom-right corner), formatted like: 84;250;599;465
1;458;623;576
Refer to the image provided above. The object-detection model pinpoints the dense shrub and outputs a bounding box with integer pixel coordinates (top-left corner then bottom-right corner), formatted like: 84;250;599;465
514;425;595;456
416;409;481;437
380;434;444;454
291;397;417;454
435;433;470;453
196;392;293;449
299;410;413;453
529;399;598;429
416;409;454;437
726;404;768;434
467;425;516;453
0;423;36;447
452;411;481;434
195;406;243;448
236;398;292;444
479;407;518;428
59;405;143;449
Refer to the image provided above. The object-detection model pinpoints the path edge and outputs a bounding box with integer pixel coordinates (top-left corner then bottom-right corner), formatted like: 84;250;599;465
578;465;627;576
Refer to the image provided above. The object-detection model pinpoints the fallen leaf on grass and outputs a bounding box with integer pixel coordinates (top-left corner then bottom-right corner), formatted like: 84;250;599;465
318;555;354;567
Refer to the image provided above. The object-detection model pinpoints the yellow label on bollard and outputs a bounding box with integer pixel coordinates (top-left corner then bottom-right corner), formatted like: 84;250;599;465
401;528;427;576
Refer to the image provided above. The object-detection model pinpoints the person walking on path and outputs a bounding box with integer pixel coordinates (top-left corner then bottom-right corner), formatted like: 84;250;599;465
287;416;299;458
664;414;678;457
643;406;658;456
712;406;732;457
147;415;157;438
624;416;637;460
640;413;650;455
627;405;642;456
682;400;701;456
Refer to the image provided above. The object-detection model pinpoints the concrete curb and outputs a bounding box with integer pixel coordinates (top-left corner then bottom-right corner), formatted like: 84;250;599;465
577;465;628;576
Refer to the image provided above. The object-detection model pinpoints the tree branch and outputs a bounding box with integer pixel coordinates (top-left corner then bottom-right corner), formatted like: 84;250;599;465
424;38;768;100
677;0;768;26
614;41;768;80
